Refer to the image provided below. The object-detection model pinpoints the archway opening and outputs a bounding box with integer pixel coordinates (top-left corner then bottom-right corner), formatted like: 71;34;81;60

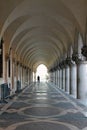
36;64;49;82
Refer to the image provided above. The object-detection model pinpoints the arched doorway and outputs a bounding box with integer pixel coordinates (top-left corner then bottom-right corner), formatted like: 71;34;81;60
36;64;49;82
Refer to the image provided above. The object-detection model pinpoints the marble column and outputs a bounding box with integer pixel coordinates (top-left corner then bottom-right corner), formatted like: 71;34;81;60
77;61;87;103
70;63;77;98
28;68;30;85
57;69;59;87
65;65;70;93
59;69;62;89
10;49;13;91
3;43;6;83
14;61;17;91
62;67;65;91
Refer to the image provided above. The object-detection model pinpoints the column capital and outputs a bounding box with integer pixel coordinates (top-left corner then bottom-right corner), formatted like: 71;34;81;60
59;60;66;69
65;57;74;66
72;53;82;64
81;45;87;57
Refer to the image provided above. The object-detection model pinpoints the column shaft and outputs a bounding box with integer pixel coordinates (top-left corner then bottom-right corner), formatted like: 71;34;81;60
77;61;87;103
65;65;70;93
63;68;65;90
70;64;77;98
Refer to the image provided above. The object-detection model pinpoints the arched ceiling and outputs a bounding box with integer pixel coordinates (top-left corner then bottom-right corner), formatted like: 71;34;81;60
0;0;86;70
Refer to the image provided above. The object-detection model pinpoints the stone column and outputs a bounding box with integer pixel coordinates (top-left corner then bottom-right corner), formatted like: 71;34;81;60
77;61;87;103
12;59;15;92
65;65;70;93
28;68;30;85
60;68;62;89
55;70;57;85
76;45;87;103
16;61;19;83
50;71;53;83
29;69;31;84
49;71;51;82
62;67;65;91
58;69;60;88
34;71;36;83
56;69;58;86
10;49;13;90
22;66;24;87
70;62;77;98
3;43;6;82
52;71;54;83
24;67;26;86
55;70;56;85
57;69;59;88
53;70;55;84
4;54;9;83
65;58;72;94
18;64;21;82
59;62;65;90
20;64;22;89
14;60;17;92
66;46;77;98
70;32;84;98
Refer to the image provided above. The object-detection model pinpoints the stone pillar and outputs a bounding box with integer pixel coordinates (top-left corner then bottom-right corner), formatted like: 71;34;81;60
4;55;9;83
57;69;59;88
34;71;36;83
59;69;62;89
53;70;55;83
65;65;70;93
77;61;87;103
3;43;6;82
52;71;54;83
28;68;30;85
56;69;58;86
49;72;51;82
54;69;56;84
55;70;57;85
59;60;65;90
18;64;21;82
17;62;20;81
13;60;17;91
62;67;65;91
56;70;58;86
20;64;22;89
29;69;31;84
50;71;53;83
12;59;15;92
10;49;13;91
23;67;26;86
22;66;24;87
77;45;87;103
59;69;60;88
70;63;77;98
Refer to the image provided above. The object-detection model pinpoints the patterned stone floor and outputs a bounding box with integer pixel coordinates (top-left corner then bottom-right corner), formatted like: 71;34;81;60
0;82;87;130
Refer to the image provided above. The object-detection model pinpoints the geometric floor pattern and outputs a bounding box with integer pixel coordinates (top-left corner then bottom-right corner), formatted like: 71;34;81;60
0;82;87;130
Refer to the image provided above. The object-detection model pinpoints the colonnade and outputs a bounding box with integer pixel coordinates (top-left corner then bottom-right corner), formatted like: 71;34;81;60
49;32;87;104
0;43;33;96
49;57;87;104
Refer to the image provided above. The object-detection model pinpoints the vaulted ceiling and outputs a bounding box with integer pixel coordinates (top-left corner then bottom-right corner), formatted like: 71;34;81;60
0;0;86;70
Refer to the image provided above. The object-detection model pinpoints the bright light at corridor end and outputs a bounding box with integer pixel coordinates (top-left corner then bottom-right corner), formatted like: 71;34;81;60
36;64;49;82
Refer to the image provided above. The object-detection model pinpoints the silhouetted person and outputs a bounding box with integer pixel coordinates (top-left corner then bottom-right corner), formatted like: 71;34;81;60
37;76;40;83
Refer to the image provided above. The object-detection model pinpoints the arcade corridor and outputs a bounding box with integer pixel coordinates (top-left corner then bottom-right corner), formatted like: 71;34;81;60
0;82;87;130
0;0;87;129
